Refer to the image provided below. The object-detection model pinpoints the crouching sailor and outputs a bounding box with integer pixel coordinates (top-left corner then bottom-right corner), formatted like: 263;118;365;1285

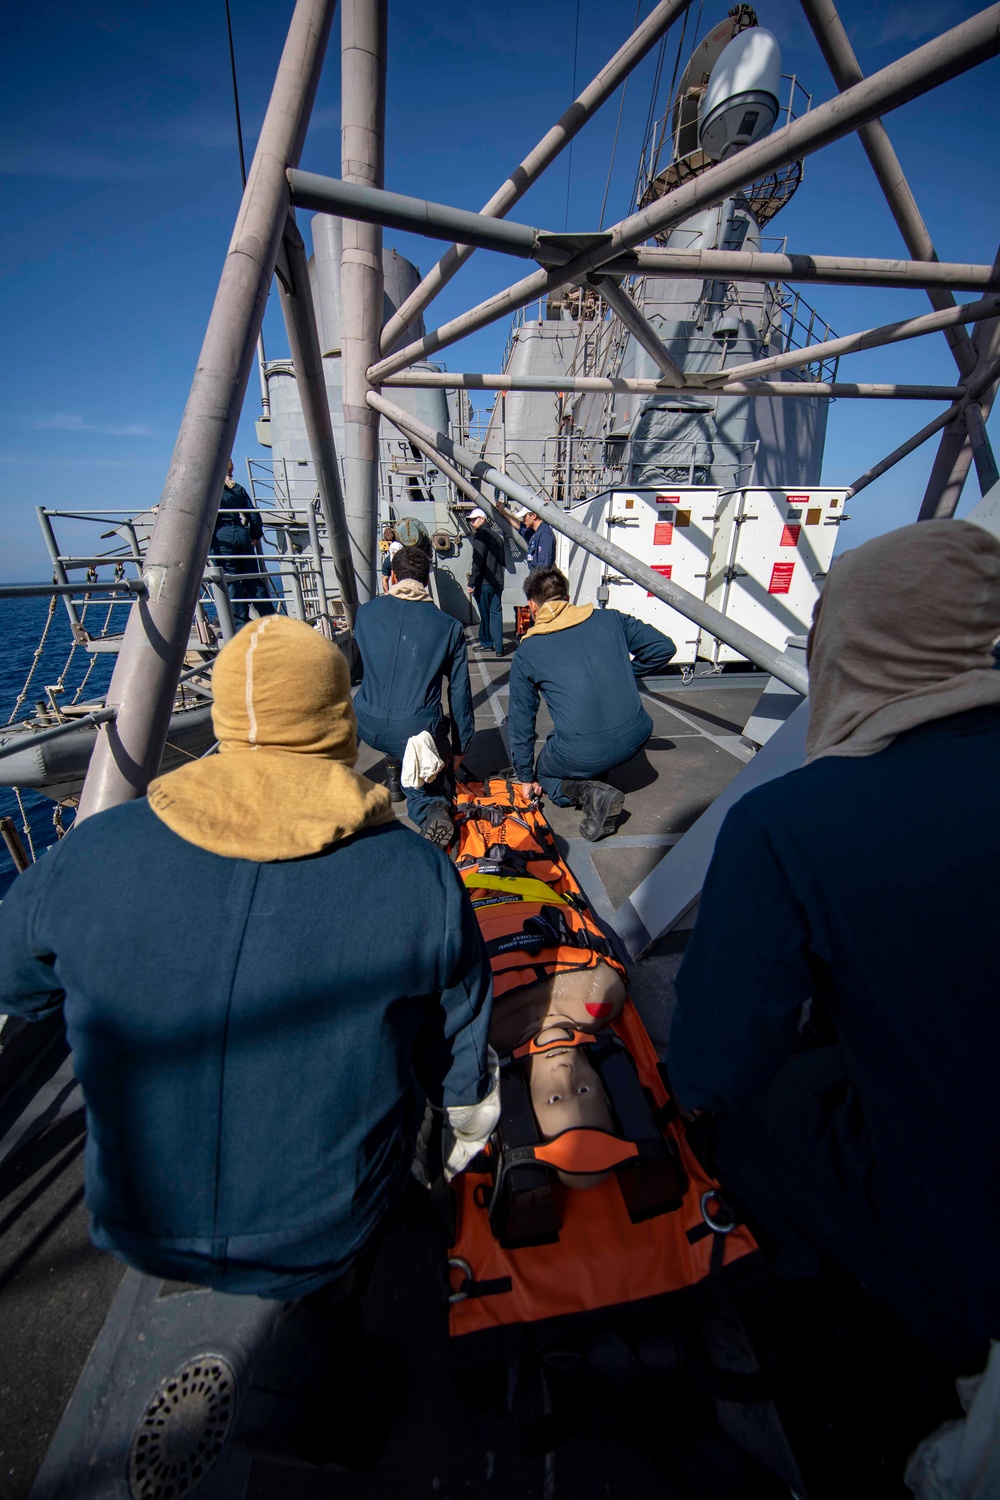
0;615;497;1470
354;543;475;848
508;566;676;840
669;520;1000;1372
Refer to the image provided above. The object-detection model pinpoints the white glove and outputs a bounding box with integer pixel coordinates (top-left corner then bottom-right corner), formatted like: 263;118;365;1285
442;1047;501;1181
410;1049;502;1186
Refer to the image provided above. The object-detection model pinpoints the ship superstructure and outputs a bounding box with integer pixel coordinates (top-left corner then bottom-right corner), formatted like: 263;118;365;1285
2;3;1000;1495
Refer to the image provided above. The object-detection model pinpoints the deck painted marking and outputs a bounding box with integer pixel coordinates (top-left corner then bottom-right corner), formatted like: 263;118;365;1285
641;689;754;764
473;655;510;756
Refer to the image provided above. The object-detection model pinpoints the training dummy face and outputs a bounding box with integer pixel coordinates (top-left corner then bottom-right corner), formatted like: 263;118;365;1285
528;1030;616;1190
489;962;627;1052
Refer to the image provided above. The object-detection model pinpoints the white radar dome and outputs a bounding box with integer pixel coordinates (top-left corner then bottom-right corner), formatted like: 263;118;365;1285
698;28;782;162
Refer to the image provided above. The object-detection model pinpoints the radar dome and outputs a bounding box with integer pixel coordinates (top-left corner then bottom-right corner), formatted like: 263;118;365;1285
698;28;781;162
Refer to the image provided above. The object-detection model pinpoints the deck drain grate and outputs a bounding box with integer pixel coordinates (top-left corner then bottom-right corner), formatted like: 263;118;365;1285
127;1355;236;1500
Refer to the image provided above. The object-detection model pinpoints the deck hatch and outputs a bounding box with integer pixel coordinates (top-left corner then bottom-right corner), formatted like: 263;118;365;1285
127;1355;236;1500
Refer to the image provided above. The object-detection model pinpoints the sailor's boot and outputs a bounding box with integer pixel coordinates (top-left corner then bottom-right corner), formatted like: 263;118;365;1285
422;799;455;849
384;757;405;803
562;780;624;842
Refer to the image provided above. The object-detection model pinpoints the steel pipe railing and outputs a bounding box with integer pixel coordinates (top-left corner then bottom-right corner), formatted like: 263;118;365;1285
0;708;117;764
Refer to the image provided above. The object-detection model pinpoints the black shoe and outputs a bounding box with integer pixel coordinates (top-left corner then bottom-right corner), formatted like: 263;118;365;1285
384;757;405;803
563;780;624;842
422;799;455;848
494;649;505;660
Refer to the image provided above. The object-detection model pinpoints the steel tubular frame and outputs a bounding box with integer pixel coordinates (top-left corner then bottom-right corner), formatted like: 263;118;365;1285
286;171;1000;294
339;0;387;603
276;215;361;625
378;0;697;355
76;0;1000;819
799;0;978;381
847;355;1000;498
367;7;1000;385
380;370;964;400
78;0;337;819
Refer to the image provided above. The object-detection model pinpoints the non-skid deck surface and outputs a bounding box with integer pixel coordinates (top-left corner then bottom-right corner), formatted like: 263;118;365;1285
0;636;965;1499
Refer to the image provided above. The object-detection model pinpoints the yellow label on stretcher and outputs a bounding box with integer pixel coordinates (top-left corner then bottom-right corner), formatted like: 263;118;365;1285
461;873;569;907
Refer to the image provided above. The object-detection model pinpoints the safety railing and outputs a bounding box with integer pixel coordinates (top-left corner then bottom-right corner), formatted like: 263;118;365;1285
32;503;341;653
638;72;813;208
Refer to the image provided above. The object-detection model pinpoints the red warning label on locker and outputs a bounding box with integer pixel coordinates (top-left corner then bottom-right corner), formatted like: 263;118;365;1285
787;494;809;504
768;562;795;594
653;522;674;545
779;524;801;547
647;564;672;596
655;493;680;506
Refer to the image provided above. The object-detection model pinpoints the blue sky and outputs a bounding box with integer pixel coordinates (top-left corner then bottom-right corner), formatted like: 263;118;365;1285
2;0;999;577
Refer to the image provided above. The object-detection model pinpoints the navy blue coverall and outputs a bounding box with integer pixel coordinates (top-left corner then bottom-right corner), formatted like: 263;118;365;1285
508;607;676;804
469;524;506;654
212;480;276;629
0;802;493;1298
669;706;1000;1364
520;517;556;572
353;593;475;827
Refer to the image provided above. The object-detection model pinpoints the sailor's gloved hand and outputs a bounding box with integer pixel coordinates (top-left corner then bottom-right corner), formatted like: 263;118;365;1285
442;1047;501;1181
411;1049;500;1187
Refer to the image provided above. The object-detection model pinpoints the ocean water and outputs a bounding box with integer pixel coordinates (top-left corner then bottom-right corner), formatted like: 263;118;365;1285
0;596;117;895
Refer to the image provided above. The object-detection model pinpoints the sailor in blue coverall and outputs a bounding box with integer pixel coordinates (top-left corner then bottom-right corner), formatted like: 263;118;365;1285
669;520;1000;1369
508;565;675;840
211;461;276;629
354;545;474;841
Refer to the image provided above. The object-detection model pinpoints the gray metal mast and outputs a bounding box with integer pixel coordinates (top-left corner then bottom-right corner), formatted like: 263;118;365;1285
339;0;386;604
77;0;336;820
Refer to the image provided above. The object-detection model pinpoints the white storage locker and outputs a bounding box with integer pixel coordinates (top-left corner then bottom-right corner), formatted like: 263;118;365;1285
597;488;720;666
706;488;847;663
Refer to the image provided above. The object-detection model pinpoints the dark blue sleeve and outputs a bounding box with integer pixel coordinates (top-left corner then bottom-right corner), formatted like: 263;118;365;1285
447;625;475;752
507;650;540;782
668;795;813;1113
414;860;494;1108
0;851;65;1020
618;612;676;678
536;524;556;571
468;534;484;590
239;485;264;543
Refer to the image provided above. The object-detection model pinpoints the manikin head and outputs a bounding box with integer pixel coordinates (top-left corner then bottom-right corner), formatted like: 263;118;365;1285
524;565;570;620
528;1028;616;1190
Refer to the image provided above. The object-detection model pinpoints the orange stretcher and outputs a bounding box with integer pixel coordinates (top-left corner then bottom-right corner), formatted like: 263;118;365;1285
447;780;764;1366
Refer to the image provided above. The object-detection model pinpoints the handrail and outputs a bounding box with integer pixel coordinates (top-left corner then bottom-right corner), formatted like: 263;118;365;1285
0;707;117;763
0;581;147;600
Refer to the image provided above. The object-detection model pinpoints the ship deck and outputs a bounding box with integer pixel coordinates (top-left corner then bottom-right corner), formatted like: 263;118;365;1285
0;643;963;1500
